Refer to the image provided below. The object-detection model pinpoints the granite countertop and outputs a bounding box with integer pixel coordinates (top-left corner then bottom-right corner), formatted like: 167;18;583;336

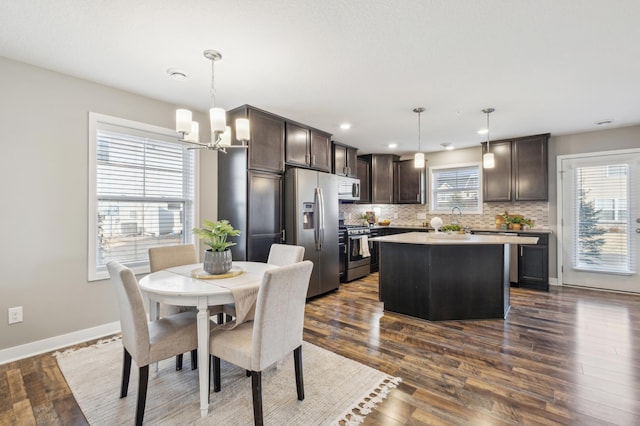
369;231;539;245
470;228;553;235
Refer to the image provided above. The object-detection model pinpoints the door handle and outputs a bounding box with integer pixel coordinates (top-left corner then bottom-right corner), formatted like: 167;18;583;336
636;228;640;233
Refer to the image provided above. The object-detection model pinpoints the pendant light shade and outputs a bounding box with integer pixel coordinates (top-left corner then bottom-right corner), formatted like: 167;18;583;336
482;108;495;169
413;107;425;168
483;152;495;168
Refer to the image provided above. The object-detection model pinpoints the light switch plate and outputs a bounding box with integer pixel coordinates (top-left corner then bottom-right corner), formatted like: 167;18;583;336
417;212;427;220
8;306;23;324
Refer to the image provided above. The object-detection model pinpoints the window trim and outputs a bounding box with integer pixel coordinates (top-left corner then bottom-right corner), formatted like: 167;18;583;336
428;161;483;214
88;112;199;281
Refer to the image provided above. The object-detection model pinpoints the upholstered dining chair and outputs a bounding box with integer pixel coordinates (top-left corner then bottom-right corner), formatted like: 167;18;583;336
222;244;305;320
107;261;198;426
209;260;314;426
149;244;225;371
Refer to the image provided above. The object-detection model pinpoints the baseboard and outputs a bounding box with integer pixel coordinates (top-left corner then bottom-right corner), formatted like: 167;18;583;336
549;277;559;286
0;321;121;365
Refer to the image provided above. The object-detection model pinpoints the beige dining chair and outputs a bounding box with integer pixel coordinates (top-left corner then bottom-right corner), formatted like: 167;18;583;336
222;244;305;320
209;260;314;426
107;261;198;426
149;244;225;371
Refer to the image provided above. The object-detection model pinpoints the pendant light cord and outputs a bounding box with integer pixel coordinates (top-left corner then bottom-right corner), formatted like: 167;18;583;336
417;111;421;151
210;59;217;109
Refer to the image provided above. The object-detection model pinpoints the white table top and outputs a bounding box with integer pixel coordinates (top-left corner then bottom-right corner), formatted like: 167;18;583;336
138;261;277;306
369;231;539;245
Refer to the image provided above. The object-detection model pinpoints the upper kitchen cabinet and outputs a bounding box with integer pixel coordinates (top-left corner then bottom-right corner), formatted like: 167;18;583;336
356;157;371;203
332;142;358;177
358;154;399;204
228;105;285;173
394;159;425;204
285;121;331;172
483;133;550;202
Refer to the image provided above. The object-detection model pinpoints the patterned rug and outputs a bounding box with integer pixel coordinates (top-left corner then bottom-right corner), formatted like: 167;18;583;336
55;337;400;425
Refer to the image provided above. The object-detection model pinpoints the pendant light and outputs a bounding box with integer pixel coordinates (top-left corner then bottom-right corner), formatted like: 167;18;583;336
413;107;425;168
482;108;495;169
175;50;250;152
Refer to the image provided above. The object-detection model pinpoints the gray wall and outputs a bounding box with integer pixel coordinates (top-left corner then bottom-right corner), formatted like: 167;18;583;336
0;57;217;351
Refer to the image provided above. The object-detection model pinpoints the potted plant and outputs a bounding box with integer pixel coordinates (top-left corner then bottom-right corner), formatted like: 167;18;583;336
192;219;241;274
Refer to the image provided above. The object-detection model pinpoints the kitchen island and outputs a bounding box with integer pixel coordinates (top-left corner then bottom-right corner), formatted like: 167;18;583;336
371;232;539;321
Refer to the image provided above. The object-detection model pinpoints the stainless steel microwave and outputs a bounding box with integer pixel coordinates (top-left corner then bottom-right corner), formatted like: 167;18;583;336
337;176;360;201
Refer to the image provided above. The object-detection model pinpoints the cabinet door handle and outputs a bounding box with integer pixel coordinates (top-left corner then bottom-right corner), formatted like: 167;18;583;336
311;154;316;166
520;246;523;256
281;229;286;242
305;154;310;165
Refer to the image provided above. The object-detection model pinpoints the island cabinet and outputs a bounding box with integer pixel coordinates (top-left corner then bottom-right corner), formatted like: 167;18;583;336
332;142;358;177
378;241;510;321
517;232;549;291
285;121;331;172
482;133;550;201
228;105;285;174
394;159;425;204
358;154;399;204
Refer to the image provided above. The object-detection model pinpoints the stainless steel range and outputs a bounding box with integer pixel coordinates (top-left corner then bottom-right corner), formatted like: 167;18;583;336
341;225;372;282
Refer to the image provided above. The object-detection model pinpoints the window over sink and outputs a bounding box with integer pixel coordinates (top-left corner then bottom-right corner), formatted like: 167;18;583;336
429;162;482;214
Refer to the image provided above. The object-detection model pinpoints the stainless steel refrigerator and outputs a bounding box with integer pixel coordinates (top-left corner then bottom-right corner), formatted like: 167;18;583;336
285;167;339;298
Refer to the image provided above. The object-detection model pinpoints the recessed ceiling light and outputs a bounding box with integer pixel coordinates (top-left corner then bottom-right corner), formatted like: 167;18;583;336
595;119;614;126
340;123;352;130
388;143;398;148
441;143;454;150
477;129;488;135
167;68;188;81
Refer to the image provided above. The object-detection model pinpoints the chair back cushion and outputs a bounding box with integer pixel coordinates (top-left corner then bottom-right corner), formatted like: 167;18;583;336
107;261;150;363
148;244;197;273
251;260;313;370
266;244;305;266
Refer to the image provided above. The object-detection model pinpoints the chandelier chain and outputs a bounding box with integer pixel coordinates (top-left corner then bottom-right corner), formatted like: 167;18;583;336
210;59;217;109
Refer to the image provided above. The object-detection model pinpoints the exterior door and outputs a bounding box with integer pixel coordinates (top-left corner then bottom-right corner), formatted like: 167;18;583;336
559;149;640;292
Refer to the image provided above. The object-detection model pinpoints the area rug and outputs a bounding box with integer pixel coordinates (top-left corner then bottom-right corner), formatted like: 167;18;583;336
55;337;400;425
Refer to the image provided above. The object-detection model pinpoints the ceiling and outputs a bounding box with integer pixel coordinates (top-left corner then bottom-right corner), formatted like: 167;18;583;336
2;0;639;155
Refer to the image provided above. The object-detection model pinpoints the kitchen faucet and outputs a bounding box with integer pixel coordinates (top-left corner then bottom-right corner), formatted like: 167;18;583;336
450;206;463;225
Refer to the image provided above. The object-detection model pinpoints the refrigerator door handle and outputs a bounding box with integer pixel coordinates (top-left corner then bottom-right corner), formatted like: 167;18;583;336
313;188;321;250
318;187;325;249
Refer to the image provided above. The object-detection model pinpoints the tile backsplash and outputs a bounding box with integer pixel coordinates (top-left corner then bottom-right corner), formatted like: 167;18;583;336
340;201;549;230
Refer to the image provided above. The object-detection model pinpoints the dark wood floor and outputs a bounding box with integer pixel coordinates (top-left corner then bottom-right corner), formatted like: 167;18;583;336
3;274;640;425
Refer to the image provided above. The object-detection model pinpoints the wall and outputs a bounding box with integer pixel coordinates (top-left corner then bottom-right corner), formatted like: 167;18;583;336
0;57;217;353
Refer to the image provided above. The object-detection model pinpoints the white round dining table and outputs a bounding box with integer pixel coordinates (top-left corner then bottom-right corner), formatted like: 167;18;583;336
138;261;276;418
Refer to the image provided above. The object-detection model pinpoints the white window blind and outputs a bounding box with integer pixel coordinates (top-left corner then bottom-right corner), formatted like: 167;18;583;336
88;113;196;281
573;164;634;274
430;164;481;213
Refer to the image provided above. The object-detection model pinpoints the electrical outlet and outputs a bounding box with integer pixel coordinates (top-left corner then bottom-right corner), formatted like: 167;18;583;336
8;306;23;324
393;213;398;219
417;212;427;220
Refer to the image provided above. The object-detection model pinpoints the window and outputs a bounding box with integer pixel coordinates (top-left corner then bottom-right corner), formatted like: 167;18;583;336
429;163;482;213
88;113;197;281
573;163;631;273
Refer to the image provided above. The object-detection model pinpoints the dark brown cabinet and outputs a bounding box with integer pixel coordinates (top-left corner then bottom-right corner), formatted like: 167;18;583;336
482;133;549;202
229;105;285;173
356;157;371;203
332;142;358;177
517;232;549;291
220;105;285;262
285;121;331;172
358;154;399;204
394;159;424;204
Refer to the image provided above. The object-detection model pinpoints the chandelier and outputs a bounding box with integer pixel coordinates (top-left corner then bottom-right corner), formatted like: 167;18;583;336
175;50;250;152
482;108;495;168
413;107;425;168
